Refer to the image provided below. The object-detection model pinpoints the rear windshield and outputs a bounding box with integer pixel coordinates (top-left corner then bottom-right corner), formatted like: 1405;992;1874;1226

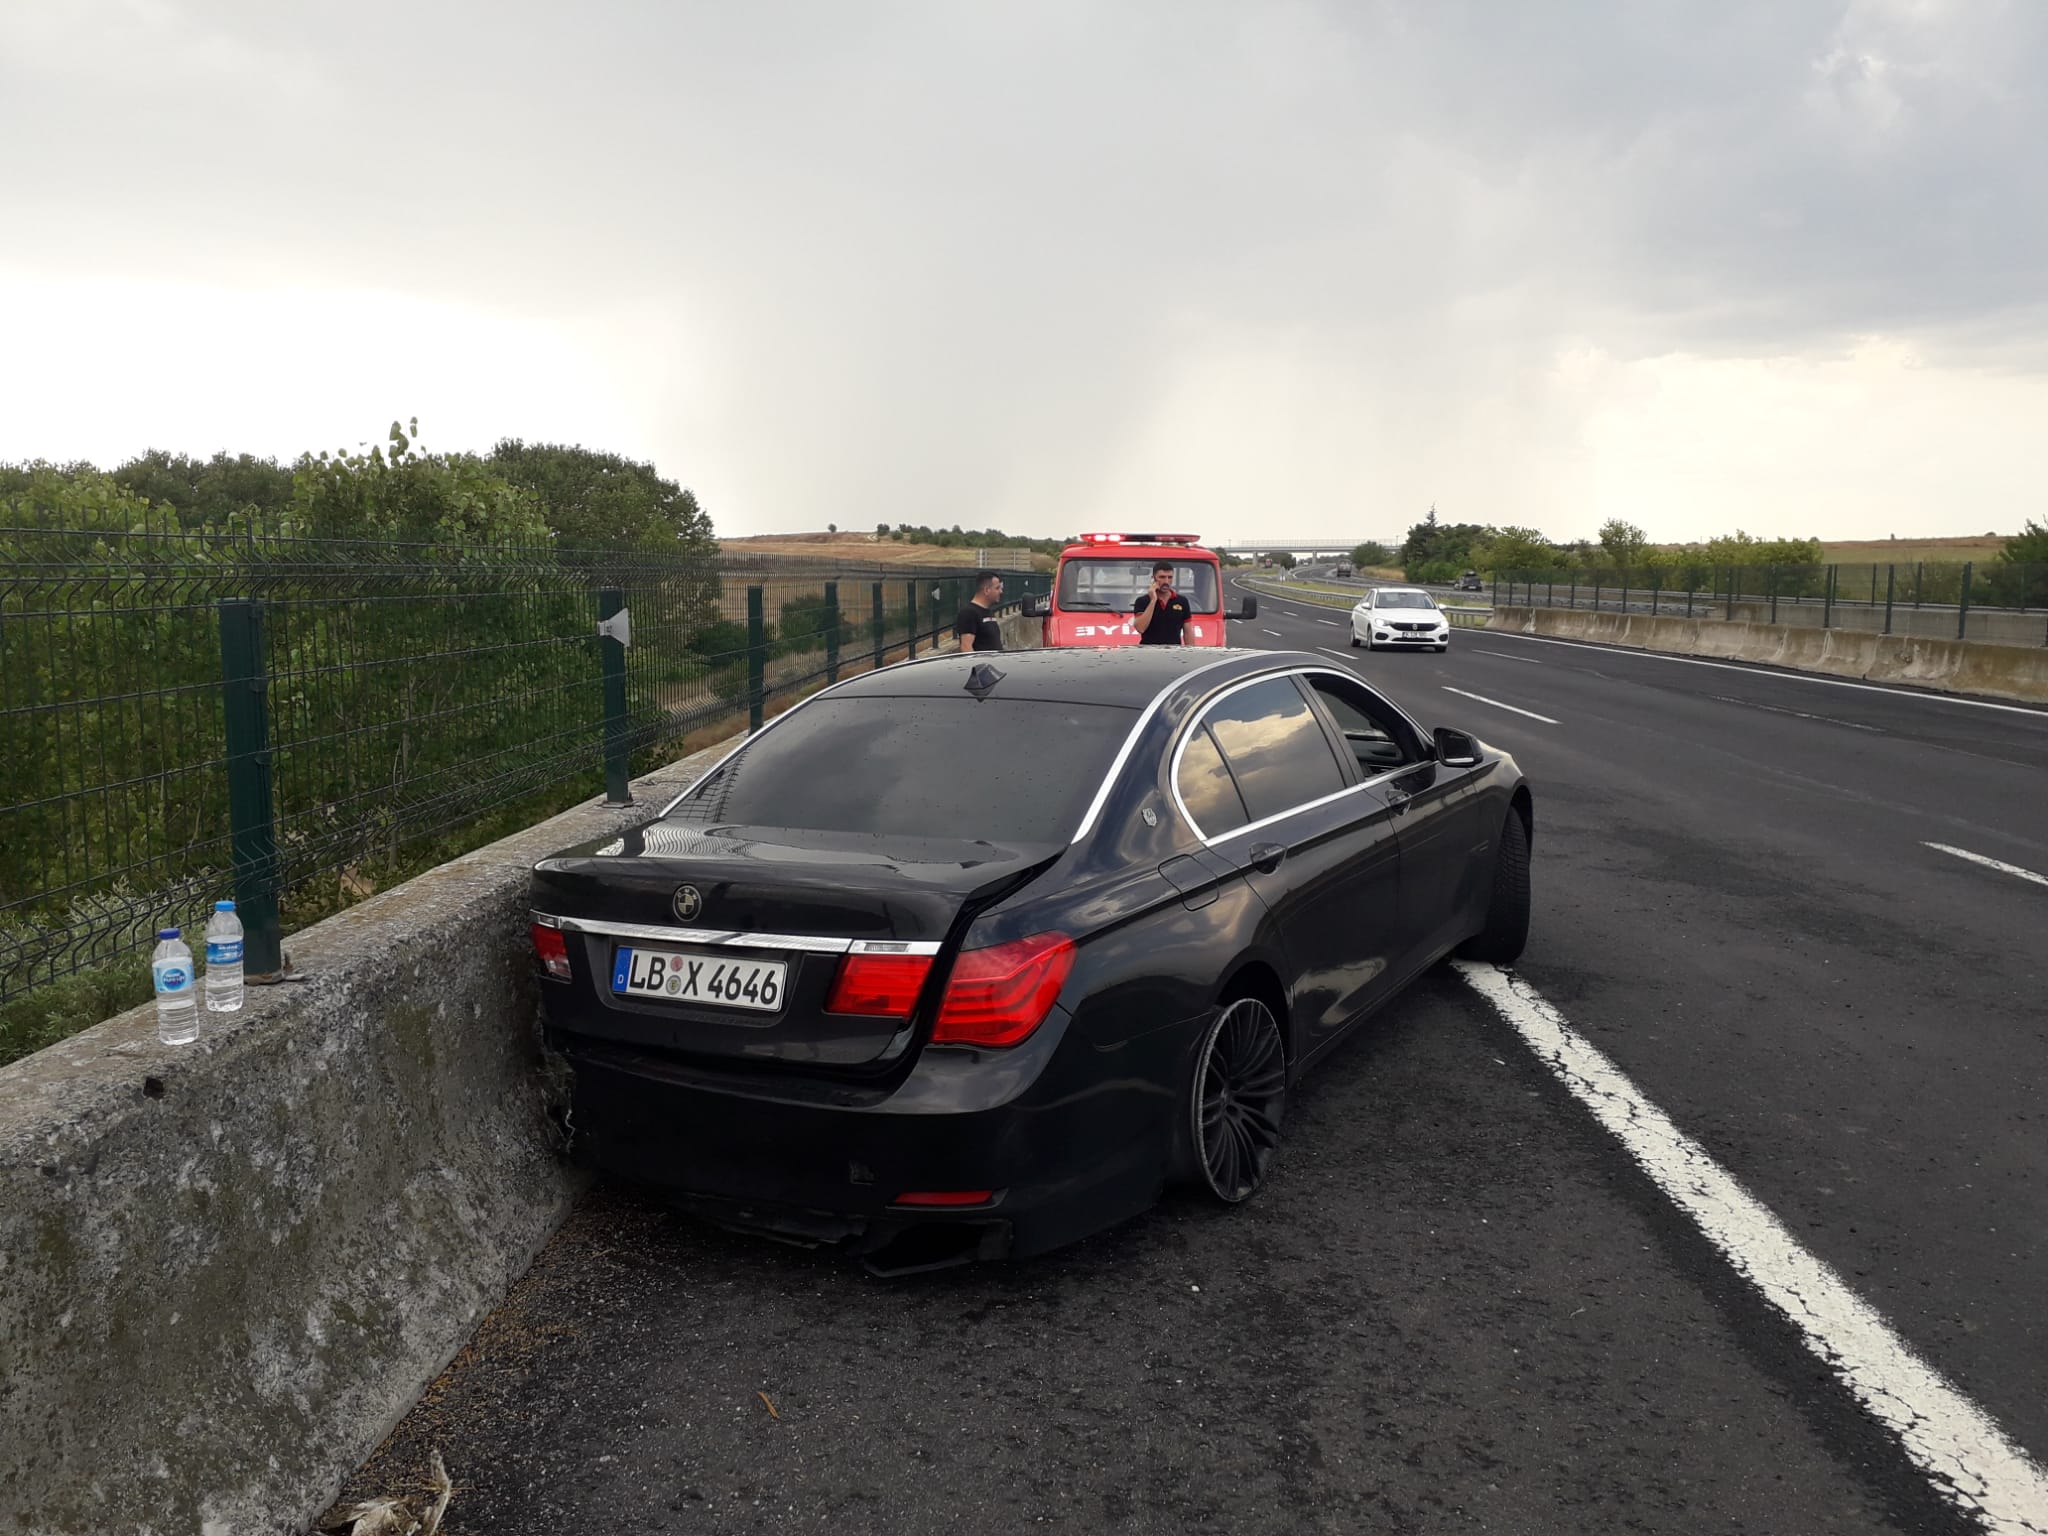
667;696;1139;843
1057;557;1220;614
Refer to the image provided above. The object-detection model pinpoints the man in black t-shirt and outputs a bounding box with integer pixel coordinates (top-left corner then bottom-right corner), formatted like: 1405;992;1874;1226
951;570;1005;651
1132;561;1191;644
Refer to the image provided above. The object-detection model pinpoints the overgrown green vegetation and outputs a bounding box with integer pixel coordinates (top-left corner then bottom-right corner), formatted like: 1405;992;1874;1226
0;424;736;1062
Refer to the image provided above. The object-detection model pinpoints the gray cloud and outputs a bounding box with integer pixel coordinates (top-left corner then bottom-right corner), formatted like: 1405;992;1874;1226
4;0;2043;539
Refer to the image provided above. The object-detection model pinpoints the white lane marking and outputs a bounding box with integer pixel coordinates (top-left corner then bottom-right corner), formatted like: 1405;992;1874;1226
1472;649;1542;664
1924;842;2048;890
1707;694;1882;731
1454;963;2048;1534
1480;631;2048;719
1262;629;1284;638
1441;686;1558;724
1283;610;1302;618
1318;648;1359;661
1316;618;1341;626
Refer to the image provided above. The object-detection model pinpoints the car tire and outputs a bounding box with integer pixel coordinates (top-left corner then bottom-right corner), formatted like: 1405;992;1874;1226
1182;996;1287;1204
1437;643;1449;653
1457;809;1530;965
1349;634;1361;648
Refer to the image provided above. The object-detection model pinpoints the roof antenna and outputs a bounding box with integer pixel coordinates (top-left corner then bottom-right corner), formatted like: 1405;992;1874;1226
963;662;1006;700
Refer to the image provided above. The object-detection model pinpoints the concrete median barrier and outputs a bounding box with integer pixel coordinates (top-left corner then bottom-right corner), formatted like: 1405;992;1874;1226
1488;607;2048;705
0;745;729;1536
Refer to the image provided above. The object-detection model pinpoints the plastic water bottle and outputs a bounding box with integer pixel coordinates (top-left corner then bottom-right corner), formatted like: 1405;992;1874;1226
152;928;198;1045
205;900;245;1014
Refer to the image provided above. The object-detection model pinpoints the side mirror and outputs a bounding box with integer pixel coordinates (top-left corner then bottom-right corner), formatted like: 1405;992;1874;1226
1433;726;1482;768
1232;595;1259;621
1021;594;1049;618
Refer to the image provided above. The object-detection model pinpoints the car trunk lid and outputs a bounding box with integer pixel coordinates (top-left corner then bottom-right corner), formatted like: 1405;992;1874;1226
531;822;1060;1069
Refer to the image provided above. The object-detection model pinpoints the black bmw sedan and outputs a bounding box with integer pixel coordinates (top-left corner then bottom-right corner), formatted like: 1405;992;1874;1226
529;647;1532;1272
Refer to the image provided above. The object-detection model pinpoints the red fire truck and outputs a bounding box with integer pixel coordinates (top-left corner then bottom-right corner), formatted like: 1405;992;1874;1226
1023;532;1257;648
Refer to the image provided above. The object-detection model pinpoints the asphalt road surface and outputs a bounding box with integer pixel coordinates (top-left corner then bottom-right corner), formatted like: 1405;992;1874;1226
330;595;2048;1535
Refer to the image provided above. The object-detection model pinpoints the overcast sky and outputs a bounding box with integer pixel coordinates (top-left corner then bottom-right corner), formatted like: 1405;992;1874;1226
3;0;2044;546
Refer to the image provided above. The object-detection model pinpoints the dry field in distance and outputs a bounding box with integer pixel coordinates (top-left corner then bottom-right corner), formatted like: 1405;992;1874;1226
720;532;1056;571
1819;534;2008;565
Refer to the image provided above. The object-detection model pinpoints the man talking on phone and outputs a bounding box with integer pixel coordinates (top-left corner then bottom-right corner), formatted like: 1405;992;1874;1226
1131;560;1191;645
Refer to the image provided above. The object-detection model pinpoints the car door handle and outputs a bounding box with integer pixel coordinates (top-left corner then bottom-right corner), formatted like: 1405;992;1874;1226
1246;842;1286;875
1383;786;1411;813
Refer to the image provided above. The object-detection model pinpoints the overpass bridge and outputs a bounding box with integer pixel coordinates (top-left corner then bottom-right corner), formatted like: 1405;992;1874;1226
1210;539;1402;558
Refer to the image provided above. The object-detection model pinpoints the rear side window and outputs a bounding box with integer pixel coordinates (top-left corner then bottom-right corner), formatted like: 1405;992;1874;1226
1175;724;1250;837
1199;678;1347;826
669;696;1138;843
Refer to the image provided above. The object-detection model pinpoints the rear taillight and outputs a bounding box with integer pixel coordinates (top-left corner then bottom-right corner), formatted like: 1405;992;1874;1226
825;952;935;1019
530;921;571;981
891;1190;997;1208
932;933;1075;1048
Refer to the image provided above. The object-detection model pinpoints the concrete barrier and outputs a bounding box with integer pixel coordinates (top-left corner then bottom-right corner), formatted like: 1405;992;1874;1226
0;744;730;1536
1488;607;2048;706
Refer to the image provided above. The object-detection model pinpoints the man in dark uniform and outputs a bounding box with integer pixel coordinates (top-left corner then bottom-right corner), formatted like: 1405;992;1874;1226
950;570;1005;651
1131;560;1191;644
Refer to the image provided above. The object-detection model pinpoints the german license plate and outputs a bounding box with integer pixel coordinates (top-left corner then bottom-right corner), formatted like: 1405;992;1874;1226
610;947;787;1012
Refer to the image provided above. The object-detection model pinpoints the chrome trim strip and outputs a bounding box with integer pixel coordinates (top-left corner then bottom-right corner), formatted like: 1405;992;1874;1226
1166;666;1432;849
1068;653;1250;844
539;915;935;955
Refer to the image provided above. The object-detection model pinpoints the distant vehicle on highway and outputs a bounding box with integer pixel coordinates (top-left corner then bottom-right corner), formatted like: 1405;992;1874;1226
1456;570;1483;591
1334;563;1353;578
1021;531;1256;647
1352;587;1452;652
528;647;1532;1272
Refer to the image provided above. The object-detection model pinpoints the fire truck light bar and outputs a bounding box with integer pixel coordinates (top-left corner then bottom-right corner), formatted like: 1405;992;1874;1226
1076;532;1202;545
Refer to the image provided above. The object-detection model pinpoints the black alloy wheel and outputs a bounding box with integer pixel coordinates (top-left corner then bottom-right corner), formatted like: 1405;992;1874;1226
1191;998;1287;1203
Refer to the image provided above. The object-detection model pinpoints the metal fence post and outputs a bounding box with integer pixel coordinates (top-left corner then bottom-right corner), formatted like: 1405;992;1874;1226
824;580;841;685
1822;564;1835;630
1883;565;1895;635
598;587;632;806
906;581;919;657
747;585;766;732
872;582;885;667
1568;577;1576;610
218;598;283;978
1957;562;1973;641
1914;562;1923;608
1650;570;1659;617
1592;577;1601;612
1769;565;1779;624
1685;570;1694;618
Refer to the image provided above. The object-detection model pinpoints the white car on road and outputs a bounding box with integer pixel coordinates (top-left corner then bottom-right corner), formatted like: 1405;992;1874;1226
1351;587;1450;652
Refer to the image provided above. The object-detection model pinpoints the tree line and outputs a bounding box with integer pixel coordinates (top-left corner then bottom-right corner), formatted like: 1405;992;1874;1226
1;423;719;554
1377;509;2046;602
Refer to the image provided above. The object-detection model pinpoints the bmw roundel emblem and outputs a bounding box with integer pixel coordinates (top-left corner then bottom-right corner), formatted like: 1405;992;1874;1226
672;885;704;923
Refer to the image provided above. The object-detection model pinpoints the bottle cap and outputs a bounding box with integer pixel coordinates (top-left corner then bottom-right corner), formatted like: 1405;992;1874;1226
158;928;180;939
215;900;236;911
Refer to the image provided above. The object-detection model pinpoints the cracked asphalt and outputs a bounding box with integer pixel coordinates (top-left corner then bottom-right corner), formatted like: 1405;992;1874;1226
329;594;2047;1534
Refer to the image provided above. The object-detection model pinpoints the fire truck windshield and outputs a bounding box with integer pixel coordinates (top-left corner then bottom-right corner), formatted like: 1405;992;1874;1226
1056;558;1220;613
